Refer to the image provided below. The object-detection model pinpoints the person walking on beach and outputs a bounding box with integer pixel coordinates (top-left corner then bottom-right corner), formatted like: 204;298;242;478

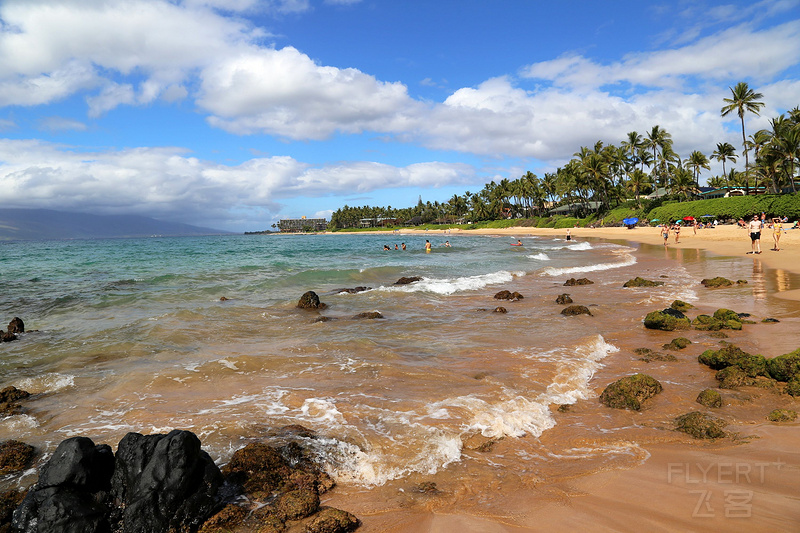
661;224;669;246
673;222;681;244
566;229;572;241
772;218;783;251
748;215;762;254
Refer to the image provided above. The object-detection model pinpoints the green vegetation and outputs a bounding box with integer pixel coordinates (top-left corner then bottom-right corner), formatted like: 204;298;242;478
328;86;799;231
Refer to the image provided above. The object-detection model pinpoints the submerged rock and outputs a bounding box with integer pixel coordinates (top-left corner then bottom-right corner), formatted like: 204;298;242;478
352;311;383;320
298;291;328;310
670;300;694;312
643;310;690;331
560;305;592;316
716;367;754;389
622;277;664;287
696;389;722;408
7;317;24;334
332;287;371;294
767;409;797;422
698;345;766;377
493;307;507;314
762;317;780;323
393;276;422;285
599;374;663;410
701;277;748;288
494;290;523;301
564;277;593;286
675;412;727;439
0;386;30;416
303;507;360;533
555;293;573;304
663;337;691;350
0;440;35;475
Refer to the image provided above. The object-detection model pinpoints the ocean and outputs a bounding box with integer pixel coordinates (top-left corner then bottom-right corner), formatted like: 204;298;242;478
2;232;798;517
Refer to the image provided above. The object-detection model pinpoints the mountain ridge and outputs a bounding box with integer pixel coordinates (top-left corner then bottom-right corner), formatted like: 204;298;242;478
0;208;228;241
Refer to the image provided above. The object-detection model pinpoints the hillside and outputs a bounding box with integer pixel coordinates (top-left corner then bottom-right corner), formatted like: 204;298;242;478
0;209;227;241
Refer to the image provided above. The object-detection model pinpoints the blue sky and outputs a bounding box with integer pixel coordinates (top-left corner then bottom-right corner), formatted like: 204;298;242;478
1;0;799;232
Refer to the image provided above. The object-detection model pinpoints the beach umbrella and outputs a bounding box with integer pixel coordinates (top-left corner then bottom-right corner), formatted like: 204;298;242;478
650;218;659;222
701;215;713;218
683;216;695;221
622;217;639;226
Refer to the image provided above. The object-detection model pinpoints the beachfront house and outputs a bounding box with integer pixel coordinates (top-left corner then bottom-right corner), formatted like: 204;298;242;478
277;217;328;233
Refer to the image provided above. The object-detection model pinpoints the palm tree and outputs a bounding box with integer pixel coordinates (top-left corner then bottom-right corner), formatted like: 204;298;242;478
721;82;765;183
711;142;737;186
686;150;711;185
626;169;652;208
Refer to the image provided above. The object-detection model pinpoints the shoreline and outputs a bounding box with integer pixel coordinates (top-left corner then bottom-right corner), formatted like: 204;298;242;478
322;224;800;532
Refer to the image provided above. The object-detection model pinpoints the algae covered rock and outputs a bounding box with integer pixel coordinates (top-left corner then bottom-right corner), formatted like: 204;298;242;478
696;389;722;408
787;378;800;397
599;374;663;410
692;311;743;331
298;291;328;310
564;277;594;286
675;412;727;439
555;293;573;304
765;349;800;382
302;507;360;533
0;440;35;474
636;348;677;363
697;344;766;377
663;337;691;350
623;277;664;287
767;409;797;422
494;290;523;301
561;305;592;316
644;309;690;331
670;300;694;312
716;366;754;389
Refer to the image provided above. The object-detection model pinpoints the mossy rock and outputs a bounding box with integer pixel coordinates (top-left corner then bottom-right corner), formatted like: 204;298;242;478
639;351;677;363
786;378;800;397
713;309;741;322
0;440;35;475
698;345;766;377
701;277;733;288
765;349;800;382
276;488;320;521
561;305;592;316
555;293;573;304
663;337;691;350
762;318;780;323
716;366;754;389
675;412;727;439
599;374;663;410
623;277;664;288
696;389;722;408
692;315;725;331
670;300;694;312
564;277;594;286
199;504;249;533
302;507;360;533
767;409;797;422
644;310;690;331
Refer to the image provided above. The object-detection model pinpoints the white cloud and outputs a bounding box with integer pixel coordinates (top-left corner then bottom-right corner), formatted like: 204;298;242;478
38;117;88;132
0;140;475;229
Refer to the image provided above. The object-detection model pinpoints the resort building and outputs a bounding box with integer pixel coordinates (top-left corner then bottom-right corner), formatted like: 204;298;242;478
277;217;328;233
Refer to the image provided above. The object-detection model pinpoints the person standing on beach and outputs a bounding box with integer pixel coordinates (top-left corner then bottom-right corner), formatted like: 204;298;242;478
661;224;669;246
673;222;681;244
772;218;783;251
748;215;762;254
566;229;572;241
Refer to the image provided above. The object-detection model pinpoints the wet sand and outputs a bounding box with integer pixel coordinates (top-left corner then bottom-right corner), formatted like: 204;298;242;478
323;224;800;532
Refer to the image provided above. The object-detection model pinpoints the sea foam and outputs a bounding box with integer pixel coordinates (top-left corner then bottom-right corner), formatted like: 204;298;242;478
379;270;525;295
541;250;636;276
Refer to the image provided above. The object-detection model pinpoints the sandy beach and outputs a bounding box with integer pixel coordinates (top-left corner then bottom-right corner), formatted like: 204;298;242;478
323;223;800;532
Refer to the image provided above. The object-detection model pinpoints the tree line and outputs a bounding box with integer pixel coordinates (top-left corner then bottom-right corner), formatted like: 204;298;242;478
329;83;799;229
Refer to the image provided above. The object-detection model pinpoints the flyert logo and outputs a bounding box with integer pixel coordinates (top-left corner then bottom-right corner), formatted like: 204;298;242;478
666;460;786;519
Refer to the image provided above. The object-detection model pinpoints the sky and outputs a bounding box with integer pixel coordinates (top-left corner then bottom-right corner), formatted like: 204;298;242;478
1;0;799;232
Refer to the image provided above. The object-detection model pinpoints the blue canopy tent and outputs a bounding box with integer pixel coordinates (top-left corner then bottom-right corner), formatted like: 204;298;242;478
623;217;639;229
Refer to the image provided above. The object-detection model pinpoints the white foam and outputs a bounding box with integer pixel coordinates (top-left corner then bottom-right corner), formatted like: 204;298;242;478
541;250;636;276
548;241;593;251
15;373;75;394
0;414;39;433
528;253;550;261
539;335;619;406
380;270;525;295
300;398;346;425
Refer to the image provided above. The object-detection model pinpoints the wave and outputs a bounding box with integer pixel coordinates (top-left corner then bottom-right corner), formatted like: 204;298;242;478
15;373;75;394
528;253;550;261
378;270;525;295
541;250;636;276
548;241;593;251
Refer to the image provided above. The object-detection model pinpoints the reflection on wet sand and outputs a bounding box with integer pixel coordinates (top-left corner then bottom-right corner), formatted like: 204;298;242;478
751;258;767;300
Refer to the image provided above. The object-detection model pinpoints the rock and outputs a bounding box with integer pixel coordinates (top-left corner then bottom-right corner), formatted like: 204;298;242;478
302;507;360;533
643;310;690;331
352;311;383;319
555;294;573;304
762;318;780;323
314;316;337;323
698;345;766;377
639;351;677;363
663;337;691;350
692;314;740;331
413;481;440;494
219;296;229;301
0;330;16;343
767;409;797;422
696;389;722;408
393;276;422;285
276;488;320;521
0;440;35;475
0;489;25;532
109;430;223;533
674;412;727;439
493;307;507;314
622;277;664;287
765;349;800;382
670;300;694;312
0;386;30;416
298;291;328;310
787;378;800;397
716;366;754;389
332;287;371;294
700;277;734;288
12;436;115;533
7;318;24;334
198;504;248;533
560;305;592;316
599;374;663;410
564;278;593;286
494;290;523;301
221;442;292;499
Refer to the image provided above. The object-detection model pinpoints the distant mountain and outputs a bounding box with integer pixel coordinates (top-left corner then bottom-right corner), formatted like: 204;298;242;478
0;209;228;241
